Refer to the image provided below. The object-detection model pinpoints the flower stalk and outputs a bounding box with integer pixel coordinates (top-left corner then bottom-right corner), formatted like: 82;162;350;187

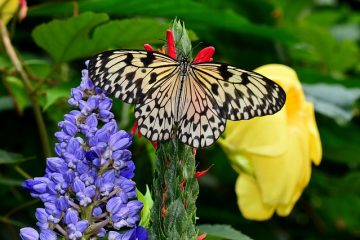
0;19;51;157
149;20;206;240
151;139;199;239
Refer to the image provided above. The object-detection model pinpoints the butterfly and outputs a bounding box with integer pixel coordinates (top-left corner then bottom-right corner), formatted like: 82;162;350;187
88;50;286;148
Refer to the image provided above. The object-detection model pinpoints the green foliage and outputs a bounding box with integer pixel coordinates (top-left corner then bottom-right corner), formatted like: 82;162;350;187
3;76;29;113
137;186;154;227
0;149;28;165
197;224;253;240
32;12;167;62
0;0;359;239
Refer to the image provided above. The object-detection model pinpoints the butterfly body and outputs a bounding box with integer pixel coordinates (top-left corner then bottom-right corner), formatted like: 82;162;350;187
89;50;286;148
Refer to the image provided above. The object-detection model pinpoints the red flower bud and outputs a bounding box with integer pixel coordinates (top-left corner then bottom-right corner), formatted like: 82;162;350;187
197;233;207;240
195;166;212;179
193;46;215;64
166;30;177;59
144;44;154;51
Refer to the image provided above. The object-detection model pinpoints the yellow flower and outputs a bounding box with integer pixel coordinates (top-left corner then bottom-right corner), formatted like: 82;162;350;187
219;64;322;220
0;0;19;25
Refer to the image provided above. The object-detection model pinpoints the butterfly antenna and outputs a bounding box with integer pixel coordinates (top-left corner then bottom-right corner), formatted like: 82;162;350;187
191;41;204;56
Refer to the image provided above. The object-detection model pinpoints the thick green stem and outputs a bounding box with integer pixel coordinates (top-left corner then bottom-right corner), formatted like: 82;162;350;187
149;19;200;240
0;20;51;158
150;139;199;240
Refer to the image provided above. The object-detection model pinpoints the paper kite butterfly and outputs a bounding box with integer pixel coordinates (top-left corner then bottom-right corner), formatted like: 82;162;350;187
88;50;286;148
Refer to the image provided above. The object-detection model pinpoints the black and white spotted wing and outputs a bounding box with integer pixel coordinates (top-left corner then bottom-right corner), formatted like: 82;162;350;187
88;50;286;148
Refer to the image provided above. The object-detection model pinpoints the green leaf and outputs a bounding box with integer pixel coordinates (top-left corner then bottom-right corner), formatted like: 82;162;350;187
29;0;295;43
288;24;359;73
3;76;30;113
44;81;76;110
32;12;108;62
197;224;253;240
137;185;153;227
32;12;167;62
0;96;15;112
317;116;360;165
0;54;11;69
24;59;52;80
322;195;360;231
296;68;360;88
0;149;29;165
303;83;360;124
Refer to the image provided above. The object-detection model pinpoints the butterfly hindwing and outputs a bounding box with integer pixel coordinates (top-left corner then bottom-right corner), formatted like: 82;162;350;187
191;63;286;121
135;66;182;141
177;72;226;147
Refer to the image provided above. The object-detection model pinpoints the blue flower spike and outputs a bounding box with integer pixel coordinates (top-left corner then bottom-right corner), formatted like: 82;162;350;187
20;63;147;240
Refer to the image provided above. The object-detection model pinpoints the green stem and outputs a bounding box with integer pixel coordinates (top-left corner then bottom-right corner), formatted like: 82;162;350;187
0;20;51;158
150;139;199;240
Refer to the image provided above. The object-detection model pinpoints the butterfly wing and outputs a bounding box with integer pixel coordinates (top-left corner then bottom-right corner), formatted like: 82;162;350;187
88;50;179;104
190;63;286;121
176;62;286;148
135;64;182;141
88;50;181;141
177;69;226;148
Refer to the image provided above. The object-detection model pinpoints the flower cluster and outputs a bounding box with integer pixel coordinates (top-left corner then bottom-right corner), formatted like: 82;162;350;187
20;64;147;240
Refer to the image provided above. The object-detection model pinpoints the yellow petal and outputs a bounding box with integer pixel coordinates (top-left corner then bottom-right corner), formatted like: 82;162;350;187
249;122;310;206
221;107;288;157
236;174;275;220
305;103;322;165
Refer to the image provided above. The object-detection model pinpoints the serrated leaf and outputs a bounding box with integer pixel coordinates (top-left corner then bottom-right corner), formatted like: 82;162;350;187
137;185;153;227
0;149;29;165
44;81;76;110
3;76;29;113
197;224;253;240
32;12;167;62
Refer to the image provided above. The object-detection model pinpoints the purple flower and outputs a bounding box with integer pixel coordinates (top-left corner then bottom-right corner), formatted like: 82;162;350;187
35;208;49;229
108;226;148;240
39;229;57;240
21;64;146;239
20;227;39;240
65;208;89;239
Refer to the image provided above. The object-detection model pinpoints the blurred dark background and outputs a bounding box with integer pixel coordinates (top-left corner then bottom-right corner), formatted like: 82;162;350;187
0;0;359;239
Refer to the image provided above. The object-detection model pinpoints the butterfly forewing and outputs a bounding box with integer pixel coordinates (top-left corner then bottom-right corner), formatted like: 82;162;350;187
89;50;181;142
88;50;178;104
191;63;286;121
